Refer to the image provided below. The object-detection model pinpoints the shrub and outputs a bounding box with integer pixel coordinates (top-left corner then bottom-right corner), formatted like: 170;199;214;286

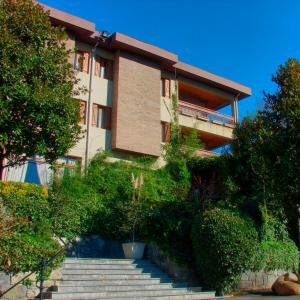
253;211;299;272
49;153;181;241
259;240;298;272
48;174;98;239
82;154;181;240
192;208;259;294
165;159;191;200
0;181;61;274
142;199;199;264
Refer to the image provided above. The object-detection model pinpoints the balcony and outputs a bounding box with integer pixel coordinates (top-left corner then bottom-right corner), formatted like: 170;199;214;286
178;100;234;127
178;100;235;149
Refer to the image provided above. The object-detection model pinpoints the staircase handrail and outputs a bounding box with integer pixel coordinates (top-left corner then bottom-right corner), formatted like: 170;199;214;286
0;238;75;299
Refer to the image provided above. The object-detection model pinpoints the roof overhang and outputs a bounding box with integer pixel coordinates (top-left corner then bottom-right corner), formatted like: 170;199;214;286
110;32;178;65
40;3;96;36
174;62;252;100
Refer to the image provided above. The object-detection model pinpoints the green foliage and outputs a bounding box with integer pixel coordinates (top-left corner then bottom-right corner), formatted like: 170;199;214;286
231;58;300;242
0;182;62;274
258;240;298;272
192;208;259;294
0;0;83;168
252;209;299;272
48;174;98;239
50;152;181;241
165;159;191;200
162;85;201;200
143;199;199;264
163;88;201;163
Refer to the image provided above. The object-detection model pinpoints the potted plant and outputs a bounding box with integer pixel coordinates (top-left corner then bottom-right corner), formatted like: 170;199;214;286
122;173;145;259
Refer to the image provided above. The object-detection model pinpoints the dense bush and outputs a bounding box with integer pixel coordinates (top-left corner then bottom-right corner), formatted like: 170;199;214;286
192;208;259;294
259;240;298;272
49;153;183;241
87;154;181;240
254;212;299;272
142;199;199;264
0;181;61;274
48;174;98;239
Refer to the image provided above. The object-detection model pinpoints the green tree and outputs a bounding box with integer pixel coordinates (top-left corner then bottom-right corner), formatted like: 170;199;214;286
0;0;83;178
231;58;300;242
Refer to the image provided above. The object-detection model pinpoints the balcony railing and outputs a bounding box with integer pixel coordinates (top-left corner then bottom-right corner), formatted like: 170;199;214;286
178;100;235;126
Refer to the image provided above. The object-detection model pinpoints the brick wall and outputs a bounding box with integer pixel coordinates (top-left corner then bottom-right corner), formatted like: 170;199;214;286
112;50;161;156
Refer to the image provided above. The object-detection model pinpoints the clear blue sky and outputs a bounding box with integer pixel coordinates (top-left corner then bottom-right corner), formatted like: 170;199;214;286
41;0;300;119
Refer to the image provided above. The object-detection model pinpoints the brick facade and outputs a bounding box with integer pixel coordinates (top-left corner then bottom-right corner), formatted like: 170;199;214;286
112;51;161;156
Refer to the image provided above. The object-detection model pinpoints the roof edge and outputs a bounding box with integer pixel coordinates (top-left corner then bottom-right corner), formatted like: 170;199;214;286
40;3;96;34
110;32;178;64
175;61;252;99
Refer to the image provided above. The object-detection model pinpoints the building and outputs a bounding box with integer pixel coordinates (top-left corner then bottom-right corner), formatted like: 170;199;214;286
3;4;251;185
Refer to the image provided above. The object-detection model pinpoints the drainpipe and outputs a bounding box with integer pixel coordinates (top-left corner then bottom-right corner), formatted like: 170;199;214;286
84;40;99;172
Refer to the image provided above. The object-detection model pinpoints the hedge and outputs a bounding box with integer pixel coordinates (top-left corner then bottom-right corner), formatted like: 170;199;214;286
192;208;259;294
0;181;61;274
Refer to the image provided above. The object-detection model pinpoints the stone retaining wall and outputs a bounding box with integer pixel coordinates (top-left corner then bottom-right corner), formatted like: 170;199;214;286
237;269;288;290
145;243;199;286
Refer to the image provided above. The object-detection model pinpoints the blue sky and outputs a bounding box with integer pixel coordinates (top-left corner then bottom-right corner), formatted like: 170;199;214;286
41;0;300;119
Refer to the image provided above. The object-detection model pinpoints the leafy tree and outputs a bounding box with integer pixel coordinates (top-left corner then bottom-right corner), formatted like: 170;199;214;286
0;0;83;178
231;58;300;242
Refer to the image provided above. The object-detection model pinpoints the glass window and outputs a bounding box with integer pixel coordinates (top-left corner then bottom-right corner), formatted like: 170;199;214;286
74;50;90;73
92;104;111;130
95;56;113;80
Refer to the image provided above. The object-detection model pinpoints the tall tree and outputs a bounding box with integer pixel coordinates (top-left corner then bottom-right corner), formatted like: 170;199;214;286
0;0;83;178
231;58;300;243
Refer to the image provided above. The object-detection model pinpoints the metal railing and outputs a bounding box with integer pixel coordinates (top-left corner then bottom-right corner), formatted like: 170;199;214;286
0;239;73;300
178;100;235;126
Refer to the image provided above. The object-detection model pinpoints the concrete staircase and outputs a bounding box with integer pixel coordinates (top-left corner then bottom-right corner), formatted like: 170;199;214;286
49;258;215;299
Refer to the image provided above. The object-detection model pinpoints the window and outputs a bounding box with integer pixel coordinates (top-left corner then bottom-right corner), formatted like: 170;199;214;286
94;56;113;80
162;122;170;143
74;50;90;73
162;78;171;98
79;100;87;125
55;156;81;177
92;104;112;130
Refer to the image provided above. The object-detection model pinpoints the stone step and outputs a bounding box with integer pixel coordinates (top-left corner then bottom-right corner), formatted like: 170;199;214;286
62;268;167;275
57;278;175;286
55;258;215;299
62;273;170;280
63;263;140;270
64;258;135;264
56;283;188;293
63;262;161;269
51;288;210;299
95;294;215;300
